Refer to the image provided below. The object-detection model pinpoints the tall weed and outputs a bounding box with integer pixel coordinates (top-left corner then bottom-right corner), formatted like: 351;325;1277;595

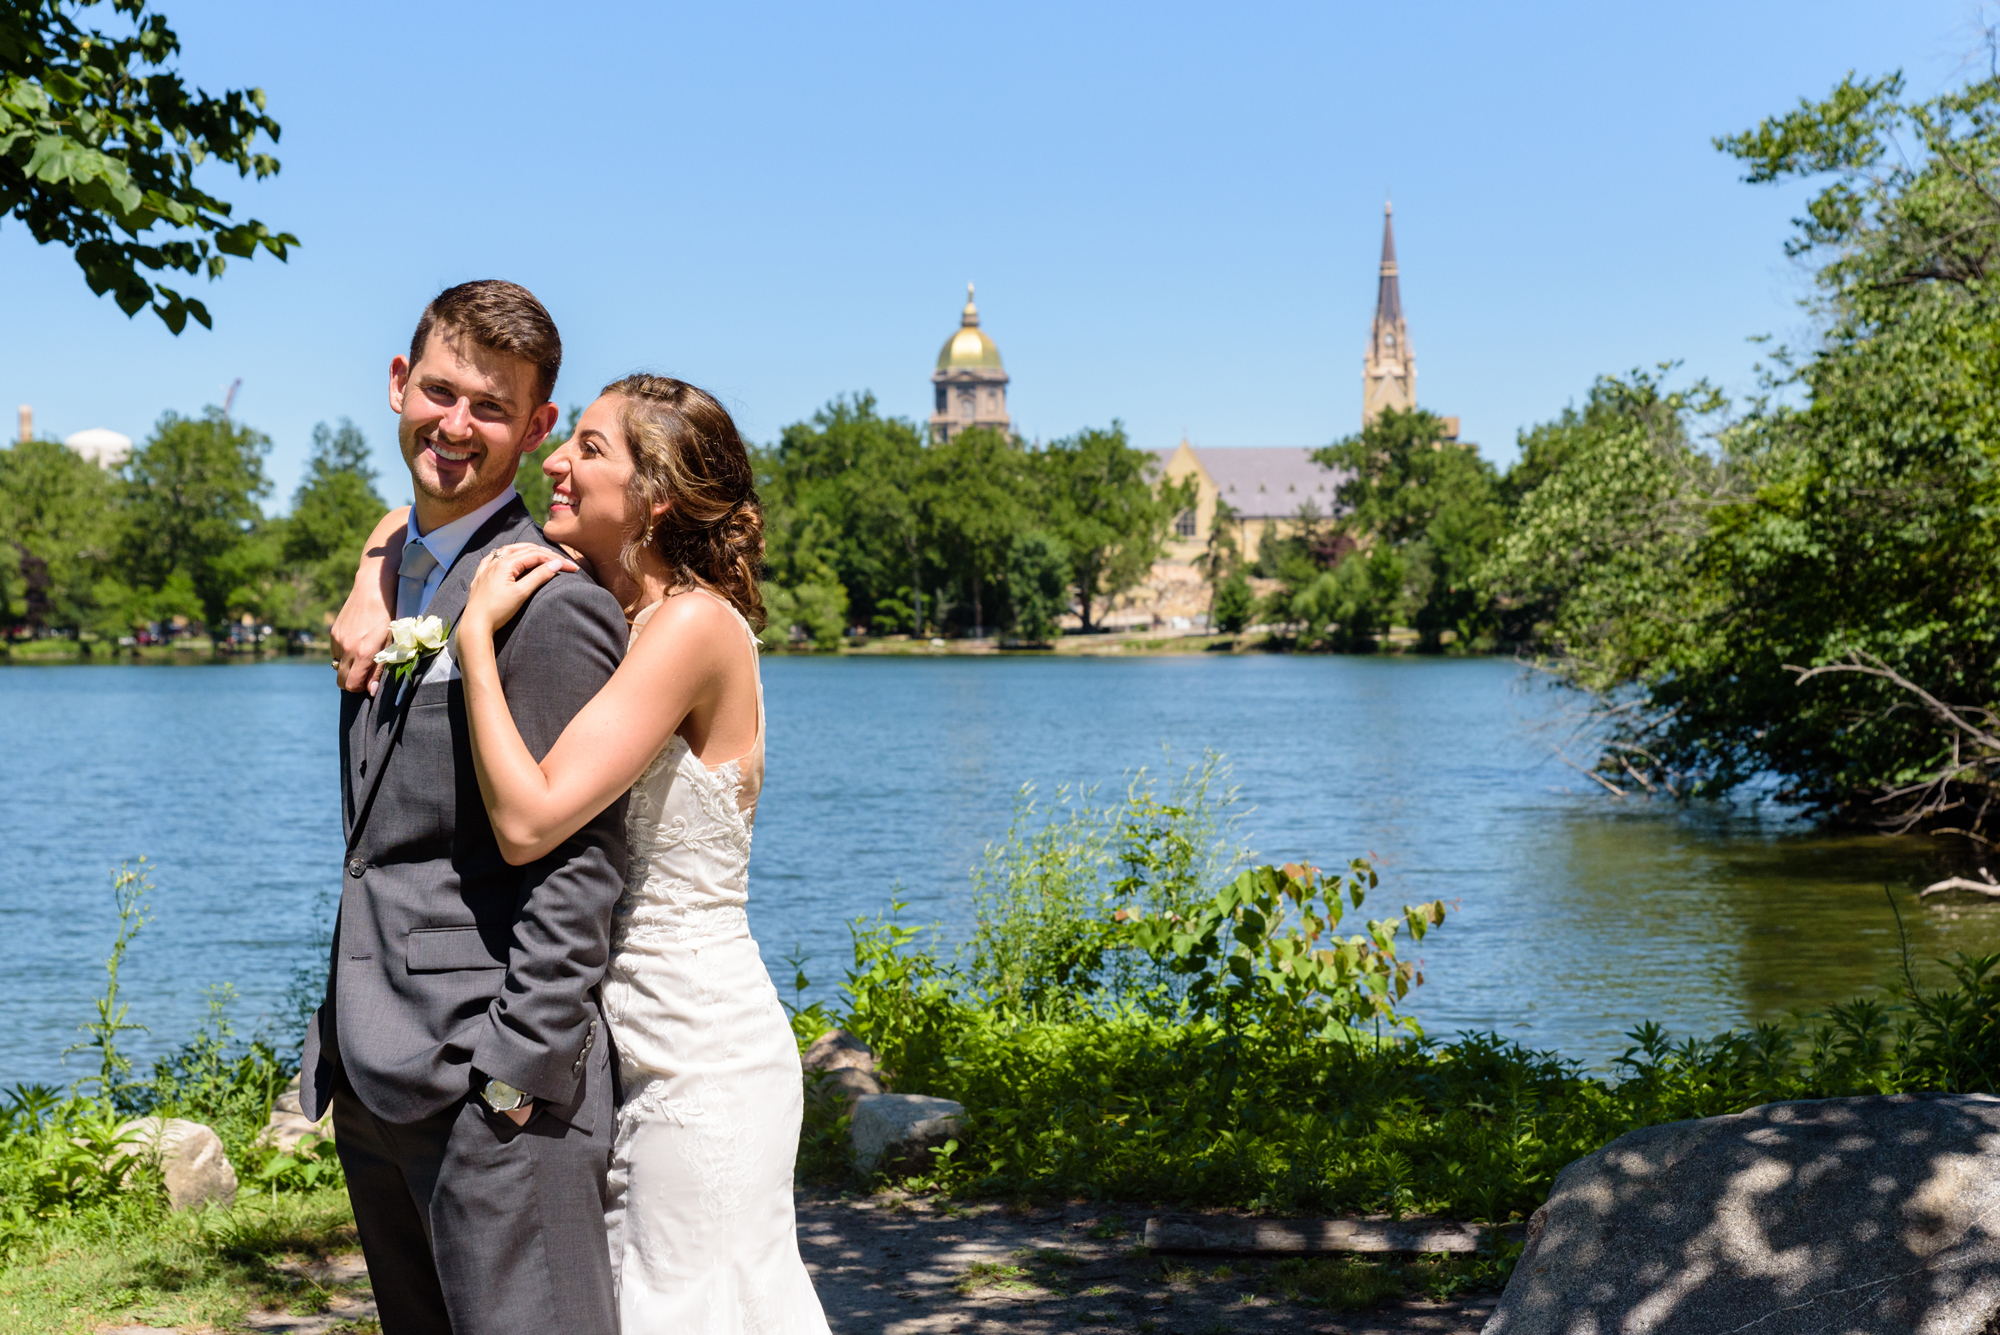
968;752;1245;1016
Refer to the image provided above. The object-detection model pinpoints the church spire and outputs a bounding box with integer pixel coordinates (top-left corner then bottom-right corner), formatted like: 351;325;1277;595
1363;199;1415;425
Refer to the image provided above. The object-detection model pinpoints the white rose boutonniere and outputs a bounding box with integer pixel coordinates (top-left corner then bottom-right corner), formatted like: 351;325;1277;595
374;614;450;684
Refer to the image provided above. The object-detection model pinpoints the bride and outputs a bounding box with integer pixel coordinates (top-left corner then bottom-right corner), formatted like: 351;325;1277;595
339;374;830;1334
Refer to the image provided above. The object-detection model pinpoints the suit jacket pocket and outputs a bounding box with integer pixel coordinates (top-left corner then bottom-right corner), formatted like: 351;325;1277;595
407;926;506;972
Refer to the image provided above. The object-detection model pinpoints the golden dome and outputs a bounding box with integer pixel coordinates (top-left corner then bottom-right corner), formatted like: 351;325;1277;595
936;282;1003;370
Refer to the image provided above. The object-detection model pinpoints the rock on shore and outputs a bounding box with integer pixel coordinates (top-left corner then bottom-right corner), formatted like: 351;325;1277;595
851;1093;963;1174
1484;1093;2000;1334
803;1028;886;1107
256;1073;333;1154
116;1116;238;1211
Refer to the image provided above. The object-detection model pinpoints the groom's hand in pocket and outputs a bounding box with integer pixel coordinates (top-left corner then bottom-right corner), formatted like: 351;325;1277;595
503;1102;533;1127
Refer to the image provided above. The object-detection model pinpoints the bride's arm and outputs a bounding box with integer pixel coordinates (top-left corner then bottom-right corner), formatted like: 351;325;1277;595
458;545;737;865
332;506;410;694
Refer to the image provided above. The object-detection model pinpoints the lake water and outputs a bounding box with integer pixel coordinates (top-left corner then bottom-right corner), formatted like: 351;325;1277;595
2;653;1992;1090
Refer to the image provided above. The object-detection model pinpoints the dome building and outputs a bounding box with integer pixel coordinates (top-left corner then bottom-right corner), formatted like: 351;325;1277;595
928;283;1011;443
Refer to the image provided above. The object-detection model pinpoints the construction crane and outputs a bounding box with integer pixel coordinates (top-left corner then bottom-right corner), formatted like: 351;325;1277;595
222;379;242;421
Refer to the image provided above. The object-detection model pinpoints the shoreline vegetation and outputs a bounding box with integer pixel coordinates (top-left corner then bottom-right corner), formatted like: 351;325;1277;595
0;623;1465;665
8;759;2000;1333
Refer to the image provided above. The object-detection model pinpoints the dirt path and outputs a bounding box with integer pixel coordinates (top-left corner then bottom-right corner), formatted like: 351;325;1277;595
798;1193;1497;1335
103;1193;1499;1335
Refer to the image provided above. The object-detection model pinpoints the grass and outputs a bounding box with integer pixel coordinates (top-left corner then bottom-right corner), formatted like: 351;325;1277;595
0;1187;357;1335
955;1260;1033;1295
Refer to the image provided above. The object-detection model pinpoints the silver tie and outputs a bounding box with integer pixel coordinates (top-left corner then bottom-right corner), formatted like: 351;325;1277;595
396;540;440;619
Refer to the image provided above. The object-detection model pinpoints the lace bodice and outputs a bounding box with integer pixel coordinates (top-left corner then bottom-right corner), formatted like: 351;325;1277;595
612;594;766;951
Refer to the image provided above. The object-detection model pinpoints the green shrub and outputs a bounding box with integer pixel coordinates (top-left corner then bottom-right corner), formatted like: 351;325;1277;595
761;578;849;651
1210;570;1254;634
805;772;2000;1232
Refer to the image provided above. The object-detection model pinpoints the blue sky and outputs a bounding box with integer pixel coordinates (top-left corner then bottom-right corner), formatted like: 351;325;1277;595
0;0;1984;506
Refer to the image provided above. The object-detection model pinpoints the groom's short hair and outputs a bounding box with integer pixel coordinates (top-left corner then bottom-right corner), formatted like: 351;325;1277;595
410;280;562;405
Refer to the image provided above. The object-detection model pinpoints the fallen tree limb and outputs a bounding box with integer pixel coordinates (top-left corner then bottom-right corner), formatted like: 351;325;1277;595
1143;1213;1501;1254
1920;876;2000;899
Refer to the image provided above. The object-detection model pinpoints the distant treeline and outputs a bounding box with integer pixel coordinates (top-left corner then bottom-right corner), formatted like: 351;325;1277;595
0;412;384;641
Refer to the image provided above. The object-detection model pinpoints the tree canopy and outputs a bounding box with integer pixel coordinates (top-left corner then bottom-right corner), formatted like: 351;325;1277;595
1313;407;1505;652
1483;70;2000;840
2;0;296;330
756;401;1186;645
0;410;385;640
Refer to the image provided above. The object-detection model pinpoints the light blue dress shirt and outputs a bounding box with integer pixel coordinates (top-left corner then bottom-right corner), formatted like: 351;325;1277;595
403;485;519;616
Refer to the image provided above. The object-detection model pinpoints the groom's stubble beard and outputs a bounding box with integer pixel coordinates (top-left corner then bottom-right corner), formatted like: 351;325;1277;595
401;415;532;523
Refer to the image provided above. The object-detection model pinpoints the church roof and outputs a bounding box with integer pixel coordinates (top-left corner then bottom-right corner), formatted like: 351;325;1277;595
937;283;1003;370
1155;445;1349;521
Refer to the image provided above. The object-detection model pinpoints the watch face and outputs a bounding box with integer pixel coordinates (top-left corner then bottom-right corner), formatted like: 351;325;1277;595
484;1079;527;1111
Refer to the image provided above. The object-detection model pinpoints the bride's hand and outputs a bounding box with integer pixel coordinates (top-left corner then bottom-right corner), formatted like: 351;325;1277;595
462;544;578;639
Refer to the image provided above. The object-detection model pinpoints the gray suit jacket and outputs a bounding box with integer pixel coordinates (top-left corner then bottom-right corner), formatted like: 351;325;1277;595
301;498;629;1131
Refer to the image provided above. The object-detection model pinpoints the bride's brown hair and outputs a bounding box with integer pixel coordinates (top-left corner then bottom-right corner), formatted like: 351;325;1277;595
604;374;767;630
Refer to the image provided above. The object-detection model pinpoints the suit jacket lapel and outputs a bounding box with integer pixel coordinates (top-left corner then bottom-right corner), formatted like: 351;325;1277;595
346;497;538;851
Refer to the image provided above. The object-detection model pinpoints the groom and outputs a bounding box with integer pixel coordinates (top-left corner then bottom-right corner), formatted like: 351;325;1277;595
301;280;628;1335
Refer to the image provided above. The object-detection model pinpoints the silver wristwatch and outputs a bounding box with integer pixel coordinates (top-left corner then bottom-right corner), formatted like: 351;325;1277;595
481;1077;531;1113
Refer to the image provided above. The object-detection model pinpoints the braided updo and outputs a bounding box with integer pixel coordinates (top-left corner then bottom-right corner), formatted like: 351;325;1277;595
604;374;766;630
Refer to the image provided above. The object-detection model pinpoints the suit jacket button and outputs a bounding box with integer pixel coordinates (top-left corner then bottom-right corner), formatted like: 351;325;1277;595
346;856;367;878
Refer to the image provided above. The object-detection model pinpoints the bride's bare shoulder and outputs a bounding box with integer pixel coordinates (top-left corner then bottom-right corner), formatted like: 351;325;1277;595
630;588;746;655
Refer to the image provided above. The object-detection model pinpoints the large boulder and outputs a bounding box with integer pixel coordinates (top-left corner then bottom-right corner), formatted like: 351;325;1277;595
255;1073;334;1154
803;1028;885;1107
1484;1093;2000;1335
851;1093;963;1174
116;1117;238;1211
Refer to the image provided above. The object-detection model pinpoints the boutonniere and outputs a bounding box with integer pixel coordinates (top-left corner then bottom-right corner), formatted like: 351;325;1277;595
374;614;451;685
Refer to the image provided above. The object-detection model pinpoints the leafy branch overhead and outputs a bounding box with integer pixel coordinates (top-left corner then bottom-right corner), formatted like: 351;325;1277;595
1;0;297;331
1715;70;2000;294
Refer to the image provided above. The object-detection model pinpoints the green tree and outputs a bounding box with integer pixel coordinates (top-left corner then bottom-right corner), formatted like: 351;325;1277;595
1040;423;1192;632
1317;407;1506;651
929;426;1033;636
1482;369;1726;671
3;0;297;330
0;436;117;632
760;395;930;636
1258;524;1403;652
1210;571;1253;634
256;418;387;630
1487;70;2000;837
284;420;381;565
1197;497;1250;634
1004;529;1070;643
118;407;270;630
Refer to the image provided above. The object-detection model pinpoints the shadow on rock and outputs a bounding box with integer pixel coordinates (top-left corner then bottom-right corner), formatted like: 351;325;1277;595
1485;1093;2000;1334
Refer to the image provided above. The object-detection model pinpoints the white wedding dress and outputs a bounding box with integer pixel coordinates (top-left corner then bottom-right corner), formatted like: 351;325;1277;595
601;592;830;1335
